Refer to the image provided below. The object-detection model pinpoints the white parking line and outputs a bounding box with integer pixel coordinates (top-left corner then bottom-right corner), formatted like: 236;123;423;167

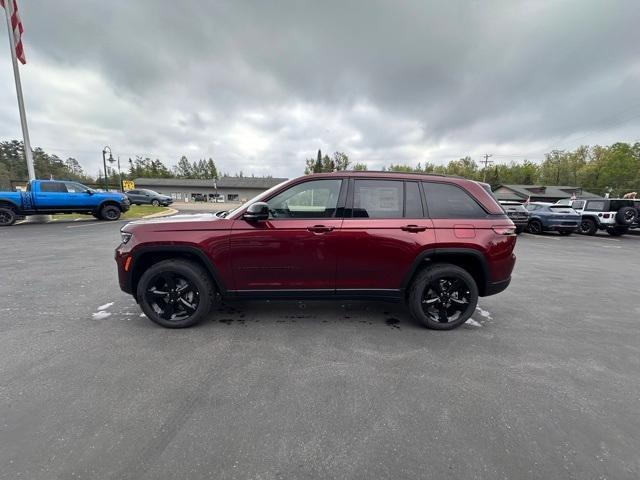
521;233;559;241
66;221;124;229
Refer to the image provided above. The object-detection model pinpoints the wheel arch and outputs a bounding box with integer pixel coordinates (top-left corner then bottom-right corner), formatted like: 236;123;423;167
0;199;20;211
97;200;123;212
402;248;490;297
127;245;226;299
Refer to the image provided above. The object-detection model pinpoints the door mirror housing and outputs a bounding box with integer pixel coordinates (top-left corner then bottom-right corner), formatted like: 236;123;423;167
243;202;269;221
85;189;93;195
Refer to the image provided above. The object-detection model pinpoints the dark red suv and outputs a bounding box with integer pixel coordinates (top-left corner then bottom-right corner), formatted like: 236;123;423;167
115;172;516;330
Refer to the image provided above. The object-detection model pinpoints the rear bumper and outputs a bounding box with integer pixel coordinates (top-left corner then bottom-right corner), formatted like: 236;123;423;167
485;277;511;296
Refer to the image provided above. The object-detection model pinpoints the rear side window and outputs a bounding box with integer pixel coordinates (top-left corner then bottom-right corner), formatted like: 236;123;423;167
405;182;424;217
40;182;67;193
423;182;486;219
585;200;605;211
353;180;403;218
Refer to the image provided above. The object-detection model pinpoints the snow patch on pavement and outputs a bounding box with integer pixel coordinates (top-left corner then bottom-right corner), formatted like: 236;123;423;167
92;311;112;320
465;318;482;327
476;307;492;319
97;302;114;311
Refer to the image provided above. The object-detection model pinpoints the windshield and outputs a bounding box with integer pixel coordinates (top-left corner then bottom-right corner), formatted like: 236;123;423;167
223;180;289;218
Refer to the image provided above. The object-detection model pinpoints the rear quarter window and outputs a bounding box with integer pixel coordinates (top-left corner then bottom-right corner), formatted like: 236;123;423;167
585;200;606;211
422;182;487;219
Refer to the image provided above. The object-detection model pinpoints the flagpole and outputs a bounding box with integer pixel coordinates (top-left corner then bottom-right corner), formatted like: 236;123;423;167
3;0;35;180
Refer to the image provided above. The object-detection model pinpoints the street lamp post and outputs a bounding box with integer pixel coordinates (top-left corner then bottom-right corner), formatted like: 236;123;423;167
102;146;113;191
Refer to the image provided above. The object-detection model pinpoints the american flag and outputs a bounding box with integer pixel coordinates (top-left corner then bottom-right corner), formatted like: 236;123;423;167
1;0;26;64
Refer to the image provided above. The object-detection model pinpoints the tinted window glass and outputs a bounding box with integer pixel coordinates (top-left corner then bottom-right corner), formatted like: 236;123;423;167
353;180;403;218
267;179;342;218
40;182;67;193
64;182;86;193
571;200;585;209
405;182;423;218
585;200;605;211
423;182;486;218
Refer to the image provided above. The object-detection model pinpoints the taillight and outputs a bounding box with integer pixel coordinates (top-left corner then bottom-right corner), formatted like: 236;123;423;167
492;226;516;235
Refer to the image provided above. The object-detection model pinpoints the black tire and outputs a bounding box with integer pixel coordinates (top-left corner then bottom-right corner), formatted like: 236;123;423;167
558;230;573;236
527;219;543;234
0;207;17;226
616;206;637;226
137;259;216;328
100;204;121;221
606;226;628;237
408;263;479;330
579;218;597;236
151;199;160;207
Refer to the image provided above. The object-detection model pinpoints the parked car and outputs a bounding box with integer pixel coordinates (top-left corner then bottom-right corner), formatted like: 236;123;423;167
116;172;517;330
0;179;130;226
524;202;581;235
499;201;529;234
125;189;173;207
569;198;639;236
192;194;207;202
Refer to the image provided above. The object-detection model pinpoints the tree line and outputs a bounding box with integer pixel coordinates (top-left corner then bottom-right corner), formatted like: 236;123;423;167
305;143;640;197
0;140;249;189
2;139;639;196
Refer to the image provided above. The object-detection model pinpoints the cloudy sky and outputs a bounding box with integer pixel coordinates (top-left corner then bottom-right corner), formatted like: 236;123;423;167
1;0;639;178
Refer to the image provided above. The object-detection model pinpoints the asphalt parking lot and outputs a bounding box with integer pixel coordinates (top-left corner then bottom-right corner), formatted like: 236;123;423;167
1;220;639;480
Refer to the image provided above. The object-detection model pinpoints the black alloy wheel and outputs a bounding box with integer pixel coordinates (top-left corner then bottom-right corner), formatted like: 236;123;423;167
579;218;597;235
137;259;215;328
527;220;543;234
408;263;478;330
100;205;121;221
145;272;200;322
0;207;17;226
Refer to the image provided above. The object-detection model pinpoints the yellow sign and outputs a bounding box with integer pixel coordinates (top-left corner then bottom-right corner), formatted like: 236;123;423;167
122;180;135;191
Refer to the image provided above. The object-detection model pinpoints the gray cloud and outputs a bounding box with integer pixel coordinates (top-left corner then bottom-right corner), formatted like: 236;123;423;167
1;0;639;178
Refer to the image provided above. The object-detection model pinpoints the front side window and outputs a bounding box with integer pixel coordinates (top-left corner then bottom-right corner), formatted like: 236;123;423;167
64;182;87;193
267;179;342;218
353;180;403;218
571;200;585;210
423;182;486;219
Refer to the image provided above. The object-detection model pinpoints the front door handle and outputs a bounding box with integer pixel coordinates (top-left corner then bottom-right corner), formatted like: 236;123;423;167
401;224;428;233
307;225;335;234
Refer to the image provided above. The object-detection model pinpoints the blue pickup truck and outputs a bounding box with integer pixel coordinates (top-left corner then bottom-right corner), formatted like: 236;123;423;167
0;179;130;226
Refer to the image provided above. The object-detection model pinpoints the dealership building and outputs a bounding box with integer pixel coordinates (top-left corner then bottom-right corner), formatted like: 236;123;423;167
133;177;288;203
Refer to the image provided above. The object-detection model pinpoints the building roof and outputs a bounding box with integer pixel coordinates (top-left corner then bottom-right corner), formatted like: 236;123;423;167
133;176;288;189
494;184;601;201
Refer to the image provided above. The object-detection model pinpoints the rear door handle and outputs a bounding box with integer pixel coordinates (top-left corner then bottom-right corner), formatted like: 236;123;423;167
401;224;428;232
307;225;335;234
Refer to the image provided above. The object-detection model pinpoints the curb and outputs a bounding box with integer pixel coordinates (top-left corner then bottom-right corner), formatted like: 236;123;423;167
142;207;178;219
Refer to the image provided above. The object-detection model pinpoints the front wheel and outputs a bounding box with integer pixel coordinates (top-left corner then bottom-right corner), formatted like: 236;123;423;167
0;207;17;226
579;218;597;236
151;199;160;207
408;263;478;330
100;204;121;221
136;259;216;328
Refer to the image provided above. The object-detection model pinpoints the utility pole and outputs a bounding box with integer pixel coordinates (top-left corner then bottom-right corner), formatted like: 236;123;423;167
482;154;493;182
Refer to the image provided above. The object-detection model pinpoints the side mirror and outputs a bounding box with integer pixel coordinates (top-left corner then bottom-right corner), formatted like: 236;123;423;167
85;189;93;195
243;202;269;221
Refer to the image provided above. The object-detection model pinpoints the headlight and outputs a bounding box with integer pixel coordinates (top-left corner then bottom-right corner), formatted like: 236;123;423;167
121;231;133;244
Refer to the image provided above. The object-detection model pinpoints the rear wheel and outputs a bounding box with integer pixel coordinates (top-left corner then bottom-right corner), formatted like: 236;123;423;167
579;218;597;236
408;263;478;330
137;259;216;328
100;204;121;221
0;207;17;226
606;226;628;236
527;219;543;234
